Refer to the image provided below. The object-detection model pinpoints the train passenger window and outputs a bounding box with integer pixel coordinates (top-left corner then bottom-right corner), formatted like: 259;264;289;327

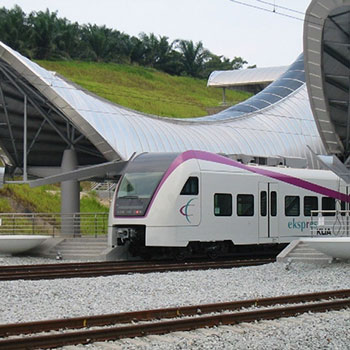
180;177;199;195
285;196;300;216
271;191;277;216
322;197;335;216
260;191;267;216
237;194;254;216
214;194;232;216
304;196;318;216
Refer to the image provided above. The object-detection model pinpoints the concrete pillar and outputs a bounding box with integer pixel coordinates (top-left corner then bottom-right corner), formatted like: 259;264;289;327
61;149;80;237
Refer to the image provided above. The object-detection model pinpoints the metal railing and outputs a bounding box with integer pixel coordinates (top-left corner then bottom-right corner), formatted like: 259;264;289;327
90;182;117;192
310;210;350;237
0;213;109;237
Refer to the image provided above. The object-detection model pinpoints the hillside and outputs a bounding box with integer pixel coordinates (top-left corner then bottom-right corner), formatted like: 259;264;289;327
1;61;251;215
0;184;109;214
37;60;251;118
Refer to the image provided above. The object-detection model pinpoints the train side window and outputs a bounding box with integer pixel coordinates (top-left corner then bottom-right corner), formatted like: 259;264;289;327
260;191;267;216
271;191;277;216
322;197;335;216
180;177;199;195
285;196;300;216
237;194;254;216
304;196;318;216
214;194;232;216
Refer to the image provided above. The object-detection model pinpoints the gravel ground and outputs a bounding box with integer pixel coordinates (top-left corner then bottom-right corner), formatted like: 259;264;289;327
1;256;350;349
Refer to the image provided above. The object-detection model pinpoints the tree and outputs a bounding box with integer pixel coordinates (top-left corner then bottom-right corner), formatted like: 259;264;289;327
137;33;182;74
201;54;249;78
54;18;81;60
201;54;233;79
0;6;31;56
175;40;210;78
231;56;248;70
0;5;251;78
27;9;61;59
80;24;113;62
107;31;133;63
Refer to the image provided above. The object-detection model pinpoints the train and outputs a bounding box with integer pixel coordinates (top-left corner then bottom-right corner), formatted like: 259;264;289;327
108;150;350;259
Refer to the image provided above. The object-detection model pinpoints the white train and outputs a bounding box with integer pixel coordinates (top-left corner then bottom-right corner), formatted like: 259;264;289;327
108;150;350;259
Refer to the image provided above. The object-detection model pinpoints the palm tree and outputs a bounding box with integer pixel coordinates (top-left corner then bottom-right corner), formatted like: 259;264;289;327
27;9;61;59
54;18;81;59
175;40;210;77
0;6;32;56
81;24;113;62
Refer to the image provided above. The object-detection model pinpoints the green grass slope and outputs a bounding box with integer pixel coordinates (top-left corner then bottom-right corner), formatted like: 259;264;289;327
0;61;251;215
0;184;108;213
37;60;251;118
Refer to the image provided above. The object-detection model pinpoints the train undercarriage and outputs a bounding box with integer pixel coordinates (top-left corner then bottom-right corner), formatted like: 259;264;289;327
112;225;286;261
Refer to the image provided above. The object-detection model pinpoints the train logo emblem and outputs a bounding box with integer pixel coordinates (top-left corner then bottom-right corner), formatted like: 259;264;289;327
180;198;196;223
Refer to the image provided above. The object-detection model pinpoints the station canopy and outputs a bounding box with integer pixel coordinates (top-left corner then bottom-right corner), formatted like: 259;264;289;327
207;66;288;93
0;42;326;178
304;0;350;161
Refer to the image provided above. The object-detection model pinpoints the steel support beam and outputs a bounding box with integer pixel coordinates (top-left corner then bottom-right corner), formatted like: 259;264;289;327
0;66;74;149
324;44;350;69
325;75;349;93
0;82;19;164
23;94;27;181
27;119;47;156
329;17;350;40
0;62;106;162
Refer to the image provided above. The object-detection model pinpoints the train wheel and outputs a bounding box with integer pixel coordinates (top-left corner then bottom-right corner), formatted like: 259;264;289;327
207;245;220;260
207;249;219;260
173;248;187;261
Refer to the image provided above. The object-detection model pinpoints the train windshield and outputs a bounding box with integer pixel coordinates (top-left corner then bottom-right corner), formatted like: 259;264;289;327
115;153;178;216
118;172;164;199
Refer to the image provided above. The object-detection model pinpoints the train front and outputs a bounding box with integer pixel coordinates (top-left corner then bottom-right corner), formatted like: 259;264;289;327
108;153;179;258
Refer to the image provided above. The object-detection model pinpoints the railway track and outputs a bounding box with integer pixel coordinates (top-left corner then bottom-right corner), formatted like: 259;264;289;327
0;258;273;281
1;289;350;349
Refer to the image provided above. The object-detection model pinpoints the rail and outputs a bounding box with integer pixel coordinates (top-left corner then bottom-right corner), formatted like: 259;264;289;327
0;289;349;349
310;210;350;237
0;259;274;281
0;212;108;237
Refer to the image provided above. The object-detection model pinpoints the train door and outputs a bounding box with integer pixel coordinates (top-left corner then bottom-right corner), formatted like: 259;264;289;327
339;185;350;236
258;182;279;240
340;185;350;210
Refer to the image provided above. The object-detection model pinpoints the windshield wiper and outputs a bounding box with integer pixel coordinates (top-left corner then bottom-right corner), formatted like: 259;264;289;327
119;195;139;199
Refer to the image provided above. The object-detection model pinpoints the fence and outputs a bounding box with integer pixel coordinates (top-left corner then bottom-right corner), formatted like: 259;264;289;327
310;210;350;237
0;213;109;237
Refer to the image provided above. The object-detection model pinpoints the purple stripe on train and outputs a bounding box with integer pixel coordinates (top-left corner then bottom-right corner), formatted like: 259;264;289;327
129;150;349;219
147;150;350;217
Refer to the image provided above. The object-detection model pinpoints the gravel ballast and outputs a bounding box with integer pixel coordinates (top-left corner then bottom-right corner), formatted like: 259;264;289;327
1;257;350;349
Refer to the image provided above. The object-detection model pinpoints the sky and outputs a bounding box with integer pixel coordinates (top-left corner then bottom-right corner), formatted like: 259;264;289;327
2;0;311;68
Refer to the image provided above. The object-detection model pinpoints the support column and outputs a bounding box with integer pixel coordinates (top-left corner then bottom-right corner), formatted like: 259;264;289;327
23;95;27;182
61;149;80;237
222;87;226;105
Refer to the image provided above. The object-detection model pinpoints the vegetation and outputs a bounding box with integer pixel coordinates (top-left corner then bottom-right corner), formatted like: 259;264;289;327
0;184;108;213
0;5;252;79
0;5;254;221
37;60;251;117
0;197;13;212
0;185;108;235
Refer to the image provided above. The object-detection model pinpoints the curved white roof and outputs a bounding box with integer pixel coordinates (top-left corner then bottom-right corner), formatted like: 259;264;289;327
207;66;288;88
304;0;350;158
0;42;325;171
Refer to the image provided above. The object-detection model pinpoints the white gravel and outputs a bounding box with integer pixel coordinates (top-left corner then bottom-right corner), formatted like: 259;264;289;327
1;257;350;349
